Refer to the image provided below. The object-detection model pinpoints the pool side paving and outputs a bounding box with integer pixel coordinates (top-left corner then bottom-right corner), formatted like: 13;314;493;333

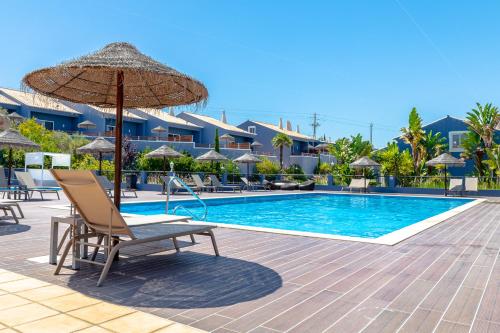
0;190;498;332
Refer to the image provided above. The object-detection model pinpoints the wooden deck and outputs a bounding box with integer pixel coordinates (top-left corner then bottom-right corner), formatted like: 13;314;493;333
0;192;498;332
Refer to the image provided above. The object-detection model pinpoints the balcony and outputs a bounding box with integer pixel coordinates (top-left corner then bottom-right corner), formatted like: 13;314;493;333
195;142;251;150
81;131;194;143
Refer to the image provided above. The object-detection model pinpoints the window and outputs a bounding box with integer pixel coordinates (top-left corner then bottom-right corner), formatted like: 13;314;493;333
449;131;467;152
247;126;256;134
37;119;54;130
106;125;115;132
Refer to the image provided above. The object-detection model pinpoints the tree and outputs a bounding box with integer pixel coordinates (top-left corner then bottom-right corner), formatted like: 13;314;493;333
272;133;292;169
214;128;220;153
328;138;352;165
400;107;425;174
121;137;137;170
421;130;447;159
483;144;500;179
375;142;413;178
461;131;485;175
466;103;499;149
350;134;373;159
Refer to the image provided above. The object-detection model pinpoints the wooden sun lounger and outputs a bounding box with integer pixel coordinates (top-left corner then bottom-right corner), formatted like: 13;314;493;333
51;169;219;286
15;171;61;200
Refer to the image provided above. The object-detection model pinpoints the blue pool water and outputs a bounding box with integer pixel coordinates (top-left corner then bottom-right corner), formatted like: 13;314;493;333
121;193;473;239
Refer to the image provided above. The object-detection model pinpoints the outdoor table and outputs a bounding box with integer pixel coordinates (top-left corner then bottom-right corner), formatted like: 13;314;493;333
50;214;88;269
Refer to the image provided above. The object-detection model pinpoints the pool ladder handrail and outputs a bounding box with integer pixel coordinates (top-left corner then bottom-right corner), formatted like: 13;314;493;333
165;175;207;221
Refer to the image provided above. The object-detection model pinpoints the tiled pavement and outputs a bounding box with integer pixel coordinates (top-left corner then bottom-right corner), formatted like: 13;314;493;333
0;269;205;333
0;190;499;332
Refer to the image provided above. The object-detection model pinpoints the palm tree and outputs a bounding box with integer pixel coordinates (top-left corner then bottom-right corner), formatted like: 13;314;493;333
272;133;292;169
422;130;447;159
483;144;500;182
466;102;499;149
461;131;484;175
350;134;373;159
400;107;425;174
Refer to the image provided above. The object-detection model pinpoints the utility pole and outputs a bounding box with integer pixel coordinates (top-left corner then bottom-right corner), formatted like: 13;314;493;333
311;113;320;139
369;122;373;145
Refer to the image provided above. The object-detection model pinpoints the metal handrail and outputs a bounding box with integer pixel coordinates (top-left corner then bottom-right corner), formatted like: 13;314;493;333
165;175;207;221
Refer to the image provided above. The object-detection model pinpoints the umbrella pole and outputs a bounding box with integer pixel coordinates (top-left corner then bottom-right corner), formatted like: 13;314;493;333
7;147;12;187
114;71;124;209
98;152;103;175
247;163;250;178
444;165;447;196
363;168;366;193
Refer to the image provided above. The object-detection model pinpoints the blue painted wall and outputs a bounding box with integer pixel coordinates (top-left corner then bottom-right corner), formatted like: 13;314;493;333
30;111;78;131
178;112;255;146
238;120;315;162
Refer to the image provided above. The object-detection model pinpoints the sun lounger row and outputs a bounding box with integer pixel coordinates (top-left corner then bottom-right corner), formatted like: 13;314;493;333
448;177;478;195
96;175;138;198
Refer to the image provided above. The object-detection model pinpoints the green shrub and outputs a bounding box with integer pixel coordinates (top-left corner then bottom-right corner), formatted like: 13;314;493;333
256;157;280;178
283;164;307;181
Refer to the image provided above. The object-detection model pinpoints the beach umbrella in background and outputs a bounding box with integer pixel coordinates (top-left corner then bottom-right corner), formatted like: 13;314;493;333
7;112;25;124
425;153;465;196
251;141;263;154
76;137;115;174
0;129;40;186
220;133;235;147
151;125;167;140
315;143;330;152
196;150;228;162
349;156;381;190
233;153;261;177
77;120;97;131
145;145;183;174
22;42;208;208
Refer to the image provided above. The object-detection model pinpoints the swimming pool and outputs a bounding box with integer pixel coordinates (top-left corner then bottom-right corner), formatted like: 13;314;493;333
121;193;477;242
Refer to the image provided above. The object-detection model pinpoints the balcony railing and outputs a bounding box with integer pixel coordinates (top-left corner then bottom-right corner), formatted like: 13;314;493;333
80;131;193;142
195;142;251;150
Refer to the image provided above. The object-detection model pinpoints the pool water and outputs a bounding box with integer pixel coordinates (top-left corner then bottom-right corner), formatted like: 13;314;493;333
121;193;473;239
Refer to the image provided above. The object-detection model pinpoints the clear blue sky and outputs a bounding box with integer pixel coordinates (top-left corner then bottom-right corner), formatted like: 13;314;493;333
1;0;499;147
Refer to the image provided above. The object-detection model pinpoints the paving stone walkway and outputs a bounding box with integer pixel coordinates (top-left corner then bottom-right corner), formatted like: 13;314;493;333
0;268;206;333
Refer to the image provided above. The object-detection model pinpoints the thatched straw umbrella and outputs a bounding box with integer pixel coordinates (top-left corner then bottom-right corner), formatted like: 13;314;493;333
151;125;167;140
22;42;208;208
315;143;330;152
76;137;115;174
145;145;183;174
349;156;381;190
196;150;228;162
220;133;235;147
7;112;25;124
0;129;39;186
77;120;97;132
251;141;263;153
425;153;465;196
234;153;261;177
